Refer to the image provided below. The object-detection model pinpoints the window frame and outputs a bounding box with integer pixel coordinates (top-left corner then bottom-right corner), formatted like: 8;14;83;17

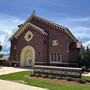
50;53;62;63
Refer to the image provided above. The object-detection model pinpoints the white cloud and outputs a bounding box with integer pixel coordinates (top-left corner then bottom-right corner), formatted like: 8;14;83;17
0;14;24;54
83;41;90;48
56;17;90;42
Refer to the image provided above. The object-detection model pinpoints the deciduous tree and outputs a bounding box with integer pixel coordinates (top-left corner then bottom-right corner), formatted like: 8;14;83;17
79;46;90;69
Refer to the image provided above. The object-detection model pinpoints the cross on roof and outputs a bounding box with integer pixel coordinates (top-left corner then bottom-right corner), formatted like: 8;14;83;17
32;10;36;15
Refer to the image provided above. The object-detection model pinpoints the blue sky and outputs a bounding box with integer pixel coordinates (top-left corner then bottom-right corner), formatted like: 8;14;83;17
0;0;90;54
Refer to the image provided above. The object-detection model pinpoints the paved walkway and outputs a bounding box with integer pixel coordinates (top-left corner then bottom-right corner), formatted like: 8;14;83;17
0;80;48;90
82;73;90;76
0;66;30;75
0;67;48;90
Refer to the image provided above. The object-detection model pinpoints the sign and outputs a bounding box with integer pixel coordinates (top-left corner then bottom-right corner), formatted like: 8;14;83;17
34;65;82;78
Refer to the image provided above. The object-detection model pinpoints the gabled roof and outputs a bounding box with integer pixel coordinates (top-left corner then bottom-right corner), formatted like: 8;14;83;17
31;15;78;42
9;11;78;42
9;22;48;41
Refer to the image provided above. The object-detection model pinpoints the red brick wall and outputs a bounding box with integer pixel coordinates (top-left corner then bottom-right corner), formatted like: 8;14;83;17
10;17;80;66
10;26;48;64
30;18;69;63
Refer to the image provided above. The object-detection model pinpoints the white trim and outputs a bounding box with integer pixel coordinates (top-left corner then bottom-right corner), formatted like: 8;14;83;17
15;22;48;39
9;22;48;41
11;61;20;63
34;65;82;70
53;40;58;46
24;31;33;42
50;61;62;64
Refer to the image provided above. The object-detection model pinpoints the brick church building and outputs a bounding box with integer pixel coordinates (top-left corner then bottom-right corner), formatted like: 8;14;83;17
9;11;82;67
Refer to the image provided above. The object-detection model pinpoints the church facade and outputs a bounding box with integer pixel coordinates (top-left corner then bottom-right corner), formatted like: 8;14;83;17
9;12;82;67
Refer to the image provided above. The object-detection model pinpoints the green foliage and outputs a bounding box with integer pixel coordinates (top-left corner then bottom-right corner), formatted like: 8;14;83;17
0;44;3;58
79;46;90;69
35;74;41;77
56;76;63;79
87;68;90;72
42;74;48;78
82;76;90;82
77;79;86;84
3;60;9;66
66;77;73;81
30;72;35;76
0;45;2;51
0;54;3;58
48;75;55;79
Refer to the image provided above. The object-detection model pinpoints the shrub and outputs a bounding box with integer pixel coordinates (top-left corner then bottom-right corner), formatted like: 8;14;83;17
66;77;73;81
3;60;9;66
30;73;35;76
87;68;90;72
77;79;86;84
82;66;86;72
42;74;48;78
49;75;55;79
56;76;63;79
85;79;90;82
35;74;41;77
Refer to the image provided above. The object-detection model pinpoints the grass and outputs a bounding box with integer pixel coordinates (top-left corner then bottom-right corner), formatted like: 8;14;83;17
82;76;90;82
82;76;90;80
0;71;90;90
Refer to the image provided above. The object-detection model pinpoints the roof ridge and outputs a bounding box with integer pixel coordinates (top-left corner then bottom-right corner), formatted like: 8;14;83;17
32;14;77;42
33;14;68;30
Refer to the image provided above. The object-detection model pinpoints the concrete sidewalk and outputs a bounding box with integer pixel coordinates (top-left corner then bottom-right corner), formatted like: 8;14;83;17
0;66;30;75
0;80;48;90
82;72;90;76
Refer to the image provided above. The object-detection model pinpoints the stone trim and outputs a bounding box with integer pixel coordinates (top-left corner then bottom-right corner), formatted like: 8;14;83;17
20;45;35;67
10;61;20;63
9;22;48;41
24;31;33;42
34;65;82;70
49;62;62;64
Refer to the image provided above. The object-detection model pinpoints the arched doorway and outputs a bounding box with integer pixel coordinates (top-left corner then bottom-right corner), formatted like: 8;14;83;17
20;46;35;67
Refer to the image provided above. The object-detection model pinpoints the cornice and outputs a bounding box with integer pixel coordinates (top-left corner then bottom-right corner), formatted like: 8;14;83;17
9;22;48;41
30;15;77;42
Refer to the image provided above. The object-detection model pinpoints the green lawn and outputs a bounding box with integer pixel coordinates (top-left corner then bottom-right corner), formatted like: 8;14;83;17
82;75;90;81
0;71;90;90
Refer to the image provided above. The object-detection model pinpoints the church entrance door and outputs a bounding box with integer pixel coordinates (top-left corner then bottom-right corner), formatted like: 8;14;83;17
20;46;35;67
26;57;32;66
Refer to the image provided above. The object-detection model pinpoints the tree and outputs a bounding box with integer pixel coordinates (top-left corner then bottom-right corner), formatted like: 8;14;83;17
0;44;3;58
79;46;90;69
86;47;90;67
0;44;2;51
